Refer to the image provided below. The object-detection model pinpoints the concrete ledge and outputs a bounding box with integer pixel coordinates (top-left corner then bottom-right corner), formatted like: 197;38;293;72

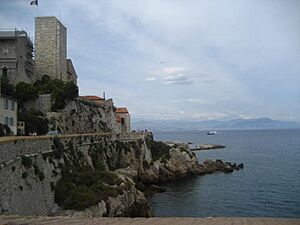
0;217;299;225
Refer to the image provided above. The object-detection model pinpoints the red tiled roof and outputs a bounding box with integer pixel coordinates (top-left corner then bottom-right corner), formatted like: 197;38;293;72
116;107;129;114
81;95;104;101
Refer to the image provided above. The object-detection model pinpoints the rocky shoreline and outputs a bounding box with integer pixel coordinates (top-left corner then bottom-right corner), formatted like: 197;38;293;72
64;135;244;217
0;133;243;218
191;144;226;151
57;137;244;218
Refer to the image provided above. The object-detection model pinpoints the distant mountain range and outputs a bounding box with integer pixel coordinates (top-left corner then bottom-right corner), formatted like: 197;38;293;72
132;118;300;131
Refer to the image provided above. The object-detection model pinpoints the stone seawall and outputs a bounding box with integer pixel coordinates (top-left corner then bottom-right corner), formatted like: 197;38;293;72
0;132;149;216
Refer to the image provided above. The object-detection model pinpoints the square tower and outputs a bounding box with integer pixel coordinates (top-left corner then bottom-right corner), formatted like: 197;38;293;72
35;16;67;81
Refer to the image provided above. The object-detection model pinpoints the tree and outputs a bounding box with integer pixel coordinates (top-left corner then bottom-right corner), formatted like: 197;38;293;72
18;110;49;135
65;81;78;101
14;82;38;105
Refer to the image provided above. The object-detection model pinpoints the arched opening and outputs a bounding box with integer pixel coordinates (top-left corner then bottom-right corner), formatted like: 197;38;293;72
2;67;8;77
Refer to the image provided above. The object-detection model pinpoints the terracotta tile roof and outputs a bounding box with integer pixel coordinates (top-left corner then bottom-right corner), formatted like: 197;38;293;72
115;107;129;114
80;95;104;101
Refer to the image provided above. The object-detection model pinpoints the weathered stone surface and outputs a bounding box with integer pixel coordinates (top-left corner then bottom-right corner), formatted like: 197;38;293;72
47;98;118;134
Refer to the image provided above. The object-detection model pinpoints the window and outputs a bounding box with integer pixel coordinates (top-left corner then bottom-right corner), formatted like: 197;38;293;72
121;118;125;125
3;45;8;55
11;101;15;110
2;67;8;76
5;117;9;125
4;99;9;109
10;117;14;126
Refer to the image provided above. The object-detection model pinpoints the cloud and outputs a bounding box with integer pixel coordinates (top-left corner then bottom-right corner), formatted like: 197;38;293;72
145;77;156;81
162;66;186;75
164;74;191;85
148;66;193;85
1;0;299;121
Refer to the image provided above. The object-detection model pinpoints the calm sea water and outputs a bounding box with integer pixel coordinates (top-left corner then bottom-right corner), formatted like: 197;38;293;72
149;129;300;218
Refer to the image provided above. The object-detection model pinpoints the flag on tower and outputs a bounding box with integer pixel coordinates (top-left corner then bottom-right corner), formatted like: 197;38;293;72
30;0;38;6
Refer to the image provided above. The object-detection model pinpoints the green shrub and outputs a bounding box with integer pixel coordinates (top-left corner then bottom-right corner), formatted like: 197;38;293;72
55;180;75;205
53;137;64;159
18;110;49;135
21;156;32;169
21;172;28;179
33;162;40;175
55;167;125;210
146;140;171;162
14;82;38;107
91;154;106;171
63;185;100;210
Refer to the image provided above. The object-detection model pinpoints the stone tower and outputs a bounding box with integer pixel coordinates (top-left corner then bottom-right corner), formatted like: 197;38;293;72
35;16;67;81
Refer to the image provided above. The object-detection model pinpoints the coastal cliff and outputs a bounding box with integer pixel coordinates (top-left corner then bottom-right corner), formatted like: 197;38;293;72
0;132;242;217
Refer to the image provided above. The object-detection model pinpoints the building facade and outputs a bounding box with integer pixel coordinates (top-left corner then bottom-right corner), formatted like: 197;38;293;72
0;30;35;85
115;107;131;133
0;94;17;135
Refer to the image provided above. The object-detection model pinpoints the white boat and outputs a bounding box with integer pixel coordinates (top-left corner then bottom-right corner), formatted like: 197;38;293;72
207;131;217;135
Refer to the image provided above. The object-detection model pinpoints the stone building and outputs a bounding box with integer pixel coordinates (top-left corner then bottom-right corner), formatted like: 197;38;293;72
0;94;17;135
66;59;78;85
35;16;77;84
115;107;131;133
0;30;35;85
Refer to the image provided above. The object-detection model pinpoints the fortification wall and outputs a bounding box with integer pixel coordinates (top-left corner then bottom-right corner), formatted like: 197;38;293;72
0;132;150;216
23;94;52;114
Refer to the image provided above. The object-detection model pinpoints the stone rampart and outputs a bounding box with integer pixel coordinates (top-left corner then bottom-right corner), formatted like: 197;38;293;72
0;132;150;216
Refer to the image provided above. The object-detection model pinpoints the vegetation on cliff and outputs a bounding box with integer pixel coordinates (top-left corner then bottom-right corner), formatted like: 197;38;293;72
17;110;49;135
33;75;79;111
146;139;171;162
55;167;127;210
53;138;131;211
1;74;78;111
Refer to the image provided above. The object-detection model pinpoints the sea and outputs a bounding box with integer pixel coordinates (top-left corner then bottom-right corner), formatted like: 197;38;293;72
149;129;300;218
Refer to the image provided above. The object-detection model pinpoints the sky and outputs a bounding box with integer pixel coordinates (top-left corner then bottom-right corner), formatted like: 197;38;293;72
0;0;299;122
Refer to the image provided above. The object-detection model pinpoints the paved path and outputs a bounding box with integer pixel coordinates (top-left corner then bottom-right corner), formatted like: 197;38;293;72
0;217;299;225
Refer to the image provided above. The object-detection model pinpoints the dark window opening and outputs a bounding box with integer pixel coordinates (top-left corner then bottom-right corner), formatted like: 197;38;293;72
121;118;125;125
2;67;8;77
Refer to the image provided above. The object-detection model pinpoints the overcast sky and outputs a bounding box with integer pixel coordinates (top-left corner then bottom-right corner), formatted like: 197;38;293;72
1;0;299;121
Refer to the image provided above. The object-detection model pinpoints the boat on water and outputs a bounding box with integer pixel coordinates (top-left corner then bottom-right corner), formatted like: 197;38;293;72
207;131;217;135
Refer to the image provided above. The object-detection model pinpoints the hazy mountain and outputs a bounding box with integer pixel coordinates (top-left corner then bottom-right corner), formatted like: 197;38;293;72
132;118;300;131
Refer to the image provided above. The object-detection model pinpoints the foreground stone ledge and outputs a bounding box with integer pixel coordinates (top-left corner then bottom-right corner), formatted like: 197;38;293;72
0;216;299;225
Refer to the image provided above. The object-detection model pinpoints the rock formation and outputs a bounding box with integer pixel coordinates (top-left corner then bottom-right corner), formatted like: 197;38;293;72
47;98;118;134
